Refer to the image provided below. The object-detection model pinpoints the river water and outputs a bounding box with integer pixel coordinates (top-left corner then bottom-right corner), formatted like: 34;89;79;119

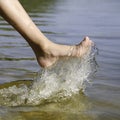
0;0;120;120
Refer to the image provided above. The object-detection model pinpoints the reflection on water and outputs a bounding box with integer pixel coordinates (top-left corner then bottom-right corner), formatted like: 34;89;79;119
0;0;120;120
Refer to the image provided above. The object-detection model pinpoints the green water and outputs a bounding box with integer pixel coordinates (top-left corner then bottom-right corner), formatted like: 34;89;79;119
0;0;120;119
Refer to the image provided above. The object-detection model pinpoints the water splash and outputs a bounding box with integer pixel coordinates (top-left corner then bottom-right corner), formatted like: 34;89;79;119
0;84;29;106
0;46;98;106
27;46;98;105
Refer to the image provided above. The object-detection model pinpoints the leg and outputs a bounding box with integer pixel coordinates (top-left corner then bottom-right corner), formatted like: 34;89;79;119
0;0;93;68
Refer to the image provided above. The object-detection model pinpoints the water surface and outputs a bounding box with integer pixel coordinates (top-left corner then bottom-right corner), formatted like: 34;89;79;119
0;0;120;120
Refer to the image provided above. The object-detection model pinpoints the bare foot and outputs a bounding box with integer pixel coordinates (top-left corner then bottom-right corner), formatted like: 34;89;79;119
35;37;93;68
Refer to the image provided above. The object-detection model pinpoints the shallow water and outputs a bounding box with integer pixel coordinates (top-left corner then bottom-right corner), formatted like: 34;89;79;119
0;0;120;120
